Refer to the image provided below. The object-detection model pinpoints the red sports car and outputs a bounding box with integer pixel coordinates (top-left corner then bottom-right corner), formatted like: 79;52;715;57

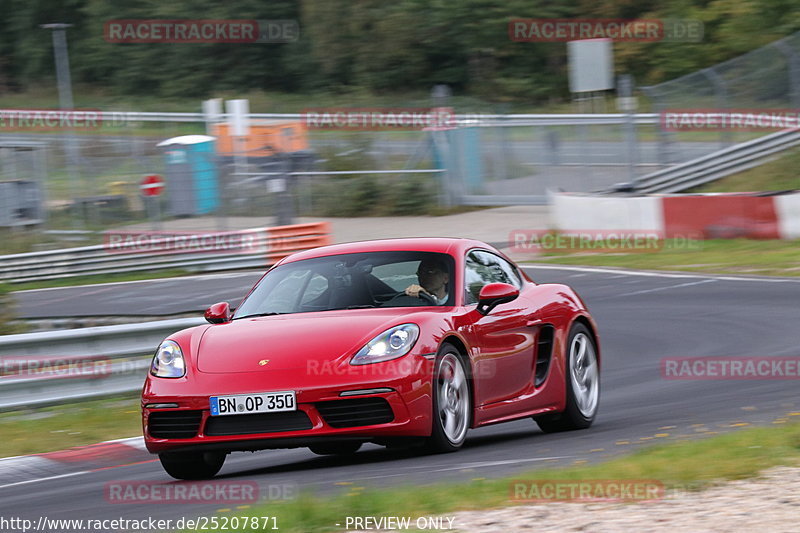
142;238;600;480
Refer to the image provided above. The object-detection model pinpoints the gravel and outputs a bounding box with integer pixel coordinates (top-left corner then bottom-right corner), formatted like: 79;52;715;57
447;466;800;532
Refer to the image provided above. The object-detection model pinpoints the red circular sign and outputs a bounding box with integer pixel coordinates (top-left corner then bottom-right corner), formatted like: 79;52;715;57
140;174;165;197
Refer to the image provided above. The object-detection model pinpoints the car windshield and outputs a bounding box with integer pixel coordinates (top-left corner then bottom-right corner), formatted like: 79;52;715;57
233;251;455;317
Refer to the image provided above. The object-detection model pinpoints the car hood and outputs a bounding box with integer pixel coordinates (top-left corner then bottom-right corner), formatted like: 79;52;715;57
195;310;422;373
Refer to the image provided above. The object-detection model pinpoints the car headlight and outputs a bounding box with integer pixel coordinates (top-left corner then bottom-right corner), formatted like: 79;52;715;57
150;340;186;378
350;324;420;365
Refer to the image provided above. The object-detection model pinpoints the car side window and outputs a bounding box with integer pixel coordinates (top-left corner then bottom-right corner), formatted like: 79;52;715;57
464;250;521;305
493;255;522;289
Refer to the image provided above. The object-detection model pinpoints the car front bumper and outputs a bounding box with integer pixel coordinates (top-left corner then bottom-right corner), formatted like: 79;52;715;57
142;355;435;454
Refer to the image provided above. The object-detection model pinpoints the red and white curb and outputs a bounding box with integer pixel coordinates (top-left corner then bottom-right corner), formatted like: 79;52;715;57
551;190;800;239
0;437;152;489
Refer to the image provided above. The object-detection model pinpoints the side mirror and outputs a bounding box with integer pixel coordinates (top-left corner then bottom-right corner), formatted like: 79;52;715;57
204;302;232;324
477;283;519;315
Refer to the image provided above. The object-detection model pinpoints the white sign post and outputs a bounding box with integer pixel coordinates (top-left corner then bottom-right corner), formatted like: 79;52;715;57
226;99;250;137
225;99;250;226
202;98;223;135
567;39;614;180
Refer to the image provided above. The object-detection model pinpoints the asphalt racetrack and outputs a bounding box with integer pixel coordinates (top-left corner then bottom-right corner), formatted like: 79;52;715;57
4;265;800;526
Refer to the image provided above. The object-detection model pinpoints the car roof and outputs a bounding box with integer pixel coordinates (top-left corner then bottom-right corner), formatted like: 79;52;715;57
279;237;498;264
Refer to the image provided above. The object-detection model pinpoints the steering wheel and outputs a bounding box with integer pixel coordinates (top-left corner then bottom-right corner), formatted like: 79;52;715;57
416;291;438;305
382;290;438;307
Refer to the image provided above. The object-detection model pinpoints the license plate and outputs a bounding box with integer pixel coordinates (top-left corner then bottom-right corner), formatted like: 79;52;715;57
209;391;296;416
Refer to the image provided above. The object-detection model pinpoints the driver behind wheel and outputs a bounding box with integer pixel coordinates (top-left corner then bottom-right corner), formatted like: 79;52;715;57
405;258;450;305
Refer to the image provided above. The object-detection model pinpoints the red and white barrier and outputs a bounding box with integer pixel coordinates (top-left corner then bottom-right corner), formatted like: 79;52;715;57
775;193;800;239
551;194;664;233
550;191;800;240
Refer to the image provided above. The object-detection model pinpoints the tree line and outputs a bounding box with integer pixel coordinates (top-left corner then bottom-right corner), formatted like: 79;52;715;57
0;0;798;103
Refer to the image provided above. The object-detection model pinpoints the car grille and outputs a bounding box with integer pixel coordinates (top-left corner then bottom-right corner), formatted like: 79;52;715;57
315;397;394;428
204;411;313;436
148;410;203;439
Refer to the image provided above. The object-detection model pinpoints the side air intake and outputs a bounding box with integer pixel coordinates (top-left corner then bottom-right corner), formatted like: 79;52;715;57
535;325;555;387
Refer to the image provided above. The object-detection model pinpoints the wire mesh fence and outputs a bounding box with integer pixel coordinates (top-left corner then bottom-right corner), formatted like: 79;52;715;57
4;63;800;255
2;26;800;252
645;33;800;110
0;112;724;253
641;30;800;150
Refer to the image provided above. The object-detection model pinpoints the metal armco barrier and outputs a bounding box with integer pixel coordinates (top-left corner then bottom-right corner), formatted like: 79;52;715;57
0;222;331;283
0;223;333;409
0;110;659;127
0;317;205;410
634;129;800;193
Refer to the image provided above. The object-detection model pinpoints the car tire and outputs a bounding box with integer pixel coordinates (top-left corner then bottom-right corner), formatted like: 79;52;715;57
427;343;472;453
308;442;362;456
535;322;600;433
158;451;226;480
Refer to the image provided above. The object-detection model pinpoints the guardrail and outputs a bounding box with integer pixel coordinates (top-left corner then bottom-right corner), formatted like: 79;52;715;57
45;110;661;127
0;317;205;410
633;128;800;193
0;222;331;283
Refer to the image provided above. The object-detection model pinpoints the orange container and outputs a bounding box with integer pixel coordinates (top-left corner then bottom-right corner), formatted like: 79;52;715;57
211;120;309;156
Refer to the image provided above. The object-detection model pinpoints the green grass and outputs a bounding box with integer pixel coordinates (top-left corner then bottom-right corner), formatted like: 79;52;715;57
534;238;800;277
231;421;800;532
693;146;800;192
0;282;27;335
0;395;141;456
5;392;800;532
10;269;192;292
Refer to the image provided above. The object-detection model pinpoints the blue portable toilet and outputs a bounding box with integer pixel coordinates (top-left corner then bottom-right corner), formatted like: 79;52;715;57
157;135;218;216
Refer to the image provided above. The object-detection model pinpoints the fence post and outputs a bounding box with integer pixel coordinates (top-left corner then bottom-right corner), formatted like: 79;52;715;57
573;95;595;187
496;104;511;182
701;68;731;149
618;74;639;183
275;152;294;226
429;129;455;208
641;86;678;168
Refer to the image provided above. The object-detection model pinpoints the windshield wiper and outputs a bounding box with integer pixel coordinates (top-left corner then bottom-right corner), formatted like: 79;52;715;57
233;312;286;320
345;305;377;309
